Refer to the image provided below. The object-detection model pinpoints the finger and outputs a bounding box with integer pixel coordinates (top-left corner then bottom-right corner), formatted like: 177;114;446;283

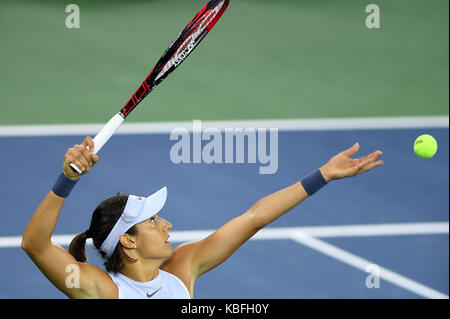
69;157;86;172
341;142;360;157
356;156;375;170
82;146;93;165
371;150;383;162
358;160;384;174
77;153;90;169
368;150;383;158
358;150;383;163
357;151;383;170
81;136;95;153
74;144;92;166
70;151;89;170
72;147;90;169
91;153;99;164
353;154;377;172
63;158;81;176
65;148;80;165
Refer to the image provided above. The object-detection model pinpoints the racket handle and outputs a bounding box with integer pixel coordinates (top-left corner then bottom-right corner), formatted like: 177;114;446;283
69;112;125;174
69;163;83;174
92;112;125;154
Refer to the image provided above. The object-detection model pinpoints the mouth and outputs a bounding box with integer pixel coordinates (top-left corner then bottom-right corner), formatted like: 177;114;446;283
165;235;171;244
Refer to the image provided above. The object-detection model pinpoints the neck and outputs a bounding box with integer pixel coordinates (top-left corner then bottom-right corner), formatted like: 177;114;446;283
120;257;166;282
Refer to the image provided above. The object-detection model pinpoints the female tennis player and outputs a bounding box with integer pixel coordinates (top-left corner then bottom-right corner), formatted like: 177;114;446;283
22;136;383;299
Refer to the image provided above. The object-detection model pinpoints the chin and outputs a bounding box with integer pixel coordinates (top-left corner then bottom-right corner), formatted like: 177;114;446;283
161;250;174;263
165;246;174;256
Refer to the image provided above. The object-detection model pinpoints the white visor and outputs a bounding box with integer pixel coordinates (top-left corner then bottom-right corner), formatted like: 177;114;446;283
100;186;168;258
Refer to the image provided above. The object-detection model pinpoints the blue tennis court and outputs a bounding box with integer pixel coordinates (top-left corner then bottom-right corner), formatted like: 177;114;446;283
0;125;448;298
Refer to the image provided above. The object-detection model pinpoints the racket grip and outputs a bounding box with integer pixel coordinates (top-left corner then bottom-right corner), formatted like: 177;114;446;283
68;112;124;175
92;112;125;154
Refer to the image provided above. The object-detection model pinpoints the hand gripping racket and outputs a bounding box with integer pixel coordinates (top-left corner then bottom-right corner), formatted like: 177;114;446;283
70;0;230;174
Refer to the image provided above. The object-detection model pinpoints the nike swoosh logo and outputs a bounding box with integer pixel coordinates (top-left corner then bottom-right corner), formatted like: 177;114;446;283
146;287;162;298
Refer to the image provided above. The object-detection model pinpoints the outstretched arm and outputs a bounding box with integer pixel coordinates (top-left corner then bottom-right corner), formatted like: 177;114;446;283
166;143;383;285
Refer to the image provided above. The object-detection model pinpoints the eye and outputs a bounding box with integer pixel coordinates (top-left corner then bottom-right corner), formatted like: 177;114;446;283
149;216;156;223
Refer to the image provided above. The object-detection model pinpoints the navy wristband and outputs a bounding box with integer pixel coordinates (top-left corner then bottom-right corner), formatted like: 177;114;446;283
300;170;328;196
52;173;78;198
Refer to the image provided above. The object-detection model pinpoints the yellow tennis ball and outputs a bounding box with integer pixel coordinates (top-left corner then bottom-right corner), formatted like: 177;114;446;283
414;134;438;158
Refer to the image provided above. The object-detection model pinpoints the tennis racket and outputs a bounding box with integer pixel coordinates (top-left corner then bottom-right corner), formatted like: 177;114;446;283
70;0;230;174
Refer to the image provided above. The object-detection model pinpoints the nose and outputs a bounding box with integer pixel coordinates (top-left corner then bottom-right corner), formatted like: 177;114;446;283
162;218;172;231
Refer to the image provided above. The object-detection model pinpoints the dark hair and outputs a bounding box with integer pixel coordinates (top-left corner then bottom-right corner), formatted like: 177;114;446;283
69;193;137;273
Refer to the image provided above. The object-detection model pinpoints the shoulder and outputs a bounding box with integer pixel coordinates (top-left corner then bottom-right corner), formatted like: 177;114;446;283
160;242;201;297
161;241;200;273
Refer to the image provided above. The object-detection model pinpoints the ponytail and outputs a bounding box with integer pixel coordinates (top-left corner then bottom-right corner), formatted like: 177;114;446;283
71;192;132;272
69;232;89;262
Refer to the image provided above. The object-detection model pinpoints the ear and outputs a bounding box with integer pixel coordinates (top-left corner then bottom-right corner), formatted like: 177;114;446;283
119;233;136;249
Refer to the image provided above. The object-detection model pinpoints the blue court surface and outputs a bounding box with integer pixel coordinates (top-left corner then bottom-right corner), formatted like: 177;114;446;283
0;125;448;298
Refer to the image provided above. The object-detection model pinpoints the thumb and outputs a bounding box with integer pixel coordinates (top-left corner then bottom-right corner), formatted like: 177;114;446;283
341;142;360;157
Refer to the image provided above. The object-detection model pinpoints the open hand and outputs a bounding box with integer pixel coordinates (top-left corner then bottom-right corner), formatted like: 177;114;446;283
63;136;99;180
319;143;383;182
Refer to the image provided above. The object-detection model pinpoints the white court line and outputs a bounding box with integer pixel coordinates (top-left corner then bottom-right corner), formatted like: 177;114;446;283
3;222;448;298
169;222;449;241
2;222;447;247
290;232;449;299
265;222;450;238
0;116;448;136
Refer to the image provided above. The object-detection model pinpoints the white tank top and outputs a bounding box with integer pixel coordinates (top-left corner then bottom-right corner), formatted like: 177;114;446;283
108;269;191;299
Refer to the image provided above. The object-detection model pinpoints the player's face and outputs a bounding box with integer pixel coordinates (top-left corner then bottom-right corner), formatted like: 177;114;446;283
134;215;173;258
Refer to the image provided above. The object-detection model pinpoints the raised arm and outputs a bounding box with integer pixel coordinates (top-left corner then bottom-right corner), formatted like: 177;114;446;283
166;143;383;287
21;137;109;298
